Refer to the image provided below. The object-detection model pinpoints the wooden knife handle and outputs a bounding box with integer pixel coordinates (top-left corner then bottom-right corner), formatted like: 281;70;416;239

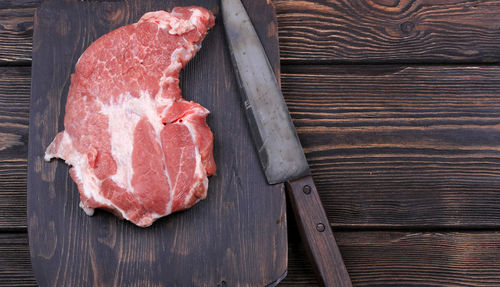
286;175;352;287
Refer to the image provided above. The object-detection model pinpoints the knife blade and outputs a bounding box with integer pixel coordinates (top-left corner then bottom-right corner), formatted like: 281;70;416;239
221;0;353;286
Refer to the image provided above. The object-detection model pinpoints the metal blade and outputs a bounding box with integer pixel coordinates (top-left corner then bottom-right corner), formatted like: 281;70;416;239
222;0;310;184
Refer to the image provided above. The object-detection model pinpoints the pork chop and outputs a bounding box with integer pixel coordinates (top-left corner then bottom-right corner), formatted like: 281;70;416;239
45;6;216;227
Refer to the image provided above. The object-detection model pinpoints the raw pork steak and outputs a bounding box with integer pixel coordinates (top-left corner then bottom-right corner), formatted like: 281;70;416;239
45;7;216;227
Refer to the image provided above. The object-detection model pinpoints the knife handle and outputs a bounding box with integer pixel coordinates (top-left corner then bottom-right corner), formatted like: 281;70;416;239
286;175;352;287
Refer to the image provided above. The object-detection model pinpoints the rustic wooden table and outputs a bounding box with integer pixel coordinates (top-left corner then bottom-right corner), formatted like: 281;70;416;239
2;0;500;286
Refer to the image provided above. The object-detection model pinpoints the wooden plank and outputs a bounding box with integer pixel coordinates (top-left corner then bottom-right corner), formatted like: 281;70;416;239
0;233;37;287
5;65;500;229
0;67;29;230
5;0;500;65
4;231;500;286
273;0;500;63
0;1;40;9
0;67;29;159
282;65;500;227
284;230;500;286
0;8;35;64
28;0;286;286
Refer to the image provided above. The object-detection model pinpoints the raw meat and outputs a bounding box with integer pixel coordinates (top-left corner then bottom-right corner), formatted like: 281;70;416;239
45;7;216;227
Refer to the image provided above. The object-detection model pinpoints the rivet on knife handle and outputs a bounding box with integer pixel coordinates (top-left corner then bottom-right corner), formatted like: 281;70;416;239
286;176;352;287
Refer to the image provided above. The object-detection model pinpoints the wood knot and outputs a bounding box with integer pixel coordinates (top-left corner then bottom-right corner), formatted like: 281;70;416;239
104;4;125;23
96;3;128;29
400;21;415;34
372;0;399;8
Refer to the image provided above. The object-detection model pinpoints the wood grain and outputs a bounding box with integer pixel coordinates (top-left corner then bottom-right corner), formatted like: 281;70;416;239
0;0;40;9
0;233;37;287
286;176;351;286
0;67;29;160
4;1;500;65
5;65;500;230
273;0;500;63
281;65;500;228
0;67;29;230
1;0;500;286
5;231;500;287
285;230;500;286
0;8;34;64
28;0;286;286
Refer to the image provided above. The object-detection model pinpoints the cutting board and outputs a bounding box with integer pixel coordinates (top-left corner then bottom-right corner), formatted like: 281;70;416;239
27;0;287;286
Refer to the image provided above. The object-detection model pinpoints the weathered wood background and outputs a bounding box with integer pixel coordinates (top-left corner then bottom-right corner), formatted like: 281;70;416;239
2;0;500;286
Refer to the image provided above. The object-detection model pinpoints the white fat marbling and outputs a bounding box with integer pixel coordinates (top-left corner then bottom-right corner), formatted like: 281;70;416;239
99;91;173;193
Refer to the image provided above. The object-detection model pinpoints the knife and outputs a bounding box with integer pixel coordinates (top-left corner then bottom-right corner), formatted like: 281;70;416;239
221;1;352;286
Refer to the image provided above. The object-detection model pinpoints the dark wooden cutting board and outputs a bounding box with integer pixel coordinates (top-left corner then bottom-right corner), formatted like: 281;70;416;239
27;0;287;286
